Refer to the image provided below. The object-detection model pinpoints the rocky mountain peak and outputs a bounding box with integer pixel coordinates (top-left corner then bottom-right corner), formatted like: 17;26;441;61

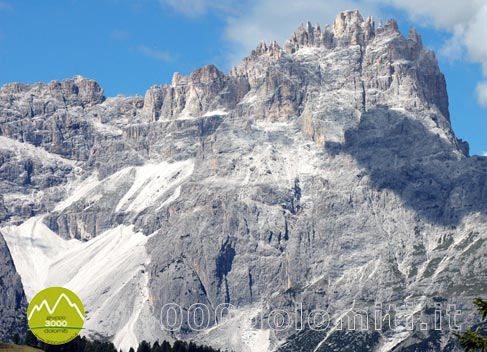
137;9;452;133
189;64;225;85
334;8;364;26
171;72;183;87
408;26;423;48
283;21;329;52
254;40;282;57
332;9;375;45
60;76;105;107
0;75;104;110
283;9;407;52
0;10;452;147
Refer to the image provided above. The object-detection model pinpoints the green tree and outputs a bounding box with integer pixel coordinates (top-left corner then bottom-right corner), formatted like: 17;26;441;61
172;341;188;352
25;330;38;347
151;341;161;352
137;340;151;352
12;332;20;345
456;298;487;351
160;341;171;352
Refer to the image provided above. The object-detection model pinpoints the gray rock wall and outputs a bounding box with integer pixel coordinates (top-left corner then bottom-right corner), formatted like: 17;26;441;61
0;231;27;341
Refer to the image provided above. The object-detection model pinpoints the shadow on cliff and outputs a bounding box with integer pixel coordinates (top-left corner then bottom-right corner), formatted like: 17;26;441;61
325;108;487;227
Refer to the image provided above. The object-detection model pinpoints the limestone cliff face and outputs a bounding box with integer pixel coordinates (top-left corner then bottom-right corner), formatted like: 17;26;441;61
0;9;484;352
0;231;27;341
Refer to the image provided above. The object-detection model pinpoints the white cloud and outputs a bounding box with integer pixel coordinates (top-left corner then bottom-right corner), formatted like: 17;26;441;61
462;3;487;75
438;25;466;62
160;0;208;17
377;0;483;29
476;82;487;107
138;45;173;62
159;0;242;18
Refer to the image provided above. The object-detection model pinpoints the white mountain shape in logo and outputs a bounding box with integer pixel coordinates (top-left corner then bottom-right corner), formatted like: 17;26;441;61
28;293;84;322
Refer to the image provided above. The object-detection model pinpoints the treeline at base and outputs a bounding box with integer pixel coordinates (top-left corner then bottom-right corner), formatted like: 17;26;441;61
16;331;222;352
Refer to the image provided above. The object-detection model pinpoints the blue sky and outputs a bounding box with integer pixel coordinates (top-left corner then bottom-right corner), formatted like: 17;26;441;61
0;0;485;155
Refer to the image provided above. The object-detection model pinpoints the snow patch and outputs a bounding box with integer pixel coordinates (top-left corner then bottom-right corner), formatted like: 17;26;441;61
54;159;193;215
0;136;76;167
47;225;149;351
3;221;149;351
115;159;194;213
91;120;124;136
113;259;150;352
54;173;101;212
156;185;182;211
294;46;321;58
197;306;271;352
203;110;228;117
2;217;81;299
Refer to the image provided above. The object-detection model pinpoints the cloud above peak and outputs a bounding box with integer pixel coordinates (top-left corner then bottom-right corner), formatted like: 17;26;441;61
160;0;209;17
159;0;242;17
476;82;487;108
382;0;484;29
138;45;173;62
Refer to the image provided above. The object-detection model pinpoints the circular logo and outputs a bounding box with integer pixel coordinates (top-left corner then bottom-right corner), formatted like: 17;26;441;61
27;287;85;345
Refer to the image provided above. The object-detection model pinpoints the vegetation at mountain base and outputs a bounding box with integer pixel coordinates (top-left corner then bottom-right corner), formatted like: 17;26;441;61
456;298;487;351
0;342;42;351
12;331;222;352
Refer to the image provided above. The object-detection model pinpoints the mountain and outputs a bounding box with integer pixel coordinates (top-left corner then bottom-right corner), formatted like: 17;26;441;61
1;9;487;352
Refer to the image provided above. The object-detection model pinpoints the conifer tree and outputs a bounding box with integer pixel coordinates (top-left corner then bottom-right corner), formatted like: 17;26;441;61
12;332;20;345
25;330;38;347
456;298;487;351
160;341;171;352
137;340;151;352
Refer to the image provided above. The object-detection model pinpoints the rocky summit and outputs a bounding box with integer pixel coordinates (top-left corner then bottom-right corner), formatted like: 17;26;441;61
0;9;486;352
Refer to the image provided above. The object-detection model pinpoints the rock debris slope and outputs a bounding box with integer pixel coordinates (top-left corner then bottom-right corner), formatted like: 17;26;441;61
1;9;487;352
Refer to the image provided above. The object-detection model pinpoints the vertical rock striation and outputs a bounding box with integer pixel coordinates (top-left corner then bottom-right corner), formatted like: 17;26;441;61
0;231;27;341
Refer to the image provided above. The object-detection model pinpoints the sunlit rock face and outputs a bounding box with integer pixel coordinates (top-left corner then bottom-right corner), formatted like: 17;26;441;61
0;9;485;352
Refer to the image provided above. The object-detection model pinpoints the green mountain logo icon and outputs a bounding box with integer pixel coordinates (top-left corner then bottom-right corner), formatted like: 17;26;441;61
27;287;85;345
28;293;84;321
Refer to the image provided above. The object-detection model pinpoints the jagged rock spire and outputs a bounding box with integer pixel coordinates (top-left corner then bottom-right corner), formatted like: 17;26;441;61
284;9;379;51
